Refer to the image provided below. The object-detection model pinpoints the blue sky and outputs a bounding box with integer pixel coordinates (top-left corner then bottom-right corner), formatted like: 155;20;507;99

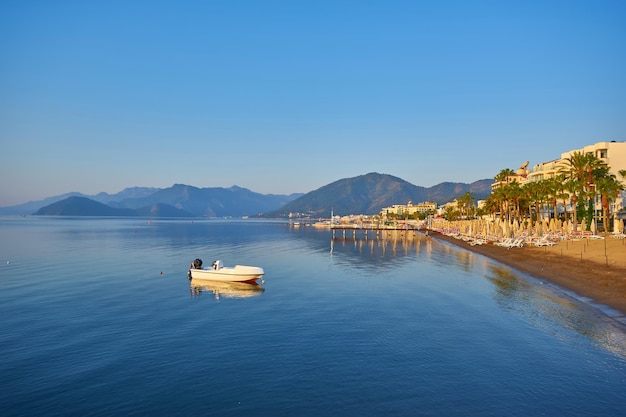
1;0;625;206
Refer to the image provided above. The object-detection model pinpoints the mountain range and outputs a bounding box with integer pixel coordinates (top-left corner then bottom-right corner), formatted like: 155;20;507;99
265;173;492;217
2;173;492;218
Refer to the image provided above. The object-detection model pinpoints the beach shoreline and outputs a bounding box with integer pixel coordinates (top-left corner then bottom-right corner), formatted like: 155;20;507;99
428;230;626;318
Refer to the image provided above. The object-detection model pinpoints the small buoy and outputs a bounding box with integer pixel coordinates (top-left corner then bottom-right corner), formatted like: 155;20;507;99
160;271;163;275
6;261;9;265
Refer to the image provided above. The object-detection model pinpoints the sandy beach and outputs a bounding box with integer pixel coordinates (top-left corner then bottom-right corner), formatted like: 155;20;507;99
430;231;626;317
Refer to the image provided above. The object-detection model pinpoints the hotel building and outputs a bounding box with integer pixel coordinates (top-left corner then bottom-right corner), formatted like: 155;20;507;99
491;141;626;216
380;201;437;217
527;141;626;184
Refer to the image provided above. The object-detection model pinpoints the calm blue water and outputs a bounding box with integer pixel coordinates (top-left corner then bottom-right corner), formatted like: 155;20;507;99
1;217;625;416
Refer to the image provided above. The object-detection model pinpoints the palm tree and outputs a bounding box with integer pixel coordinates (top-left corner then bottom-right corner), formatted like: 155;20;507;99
482;196;499;219
560;151;606;185
507;181;523;223
536;179;552;224
546;176;568;221
489;186;507;221
493;168;525;223
559;151;607;231
595;174;624;234
551;174;569;221
616;170;626;232
499;183;515;223
444;205;458;221
494;168;516;186
562;178;582;226
522;181;540;229
457;192;474;219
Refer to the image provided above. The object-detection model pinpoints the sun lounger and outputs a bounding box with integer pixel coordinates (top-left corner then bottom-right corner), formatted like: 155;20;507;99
532;236;556;247
494;237;524;249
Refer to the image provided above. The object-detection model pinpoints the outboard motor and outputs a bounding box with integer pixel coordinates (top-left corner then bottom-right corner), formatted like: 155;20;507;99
193;258;203;269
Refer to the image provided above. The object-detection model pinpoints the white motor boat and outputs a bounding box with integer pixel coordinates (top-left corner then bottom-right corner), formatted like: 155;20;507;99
188;259;264;283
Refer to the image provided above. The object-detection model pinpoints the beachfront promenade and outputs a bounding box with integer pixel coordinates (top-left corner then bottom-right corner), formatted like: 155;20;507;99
329;217;626;247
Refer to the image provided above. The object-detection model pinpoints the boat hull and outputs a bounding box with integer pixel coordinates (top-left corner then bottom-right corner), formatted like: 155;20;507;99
188;265;264;283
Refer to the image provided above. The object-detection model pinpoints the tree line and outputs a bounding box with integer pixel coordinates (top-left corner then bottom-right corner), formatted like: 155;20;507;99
442;151;625;234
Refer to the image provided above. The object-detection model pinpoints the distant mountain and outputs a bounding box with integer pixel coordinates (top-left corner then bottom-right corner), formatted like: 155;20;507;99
263;173;492;217
25;185;302;217
91;187;161;205
426;180;493;204
34;196;195;217
110;184;301;217
0;187;160;215
34;196;139;216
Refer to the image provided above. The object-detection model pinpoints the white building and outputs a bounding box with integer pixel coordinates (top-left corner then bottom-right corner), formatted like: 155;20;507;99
380;201;437;217
527;141;626;184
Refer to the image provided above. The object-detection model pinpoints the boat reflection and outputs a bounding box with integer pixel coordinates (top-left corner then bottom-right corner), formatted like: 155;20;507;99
189;278;265;300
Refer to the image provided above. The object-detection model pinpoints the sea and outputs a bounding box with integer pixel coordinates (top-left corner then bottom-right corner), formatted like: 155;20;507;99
1;217;625;416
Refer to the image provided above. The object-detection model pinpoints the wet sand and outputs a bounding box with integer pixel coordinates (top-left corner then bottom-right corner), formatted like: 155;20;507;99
430;231;626;317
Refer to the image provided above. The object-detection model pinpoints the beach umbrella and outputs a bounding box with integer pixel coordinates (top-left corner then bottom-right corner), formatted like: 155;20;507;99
536;221;543;237
549;218;556;233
